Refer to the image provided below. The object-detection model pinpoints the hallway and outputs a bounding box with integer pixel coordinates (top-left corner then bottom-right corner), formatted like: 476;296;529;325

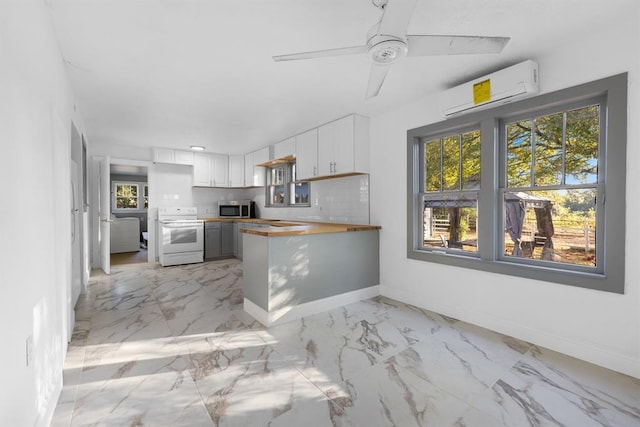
51;260;640;426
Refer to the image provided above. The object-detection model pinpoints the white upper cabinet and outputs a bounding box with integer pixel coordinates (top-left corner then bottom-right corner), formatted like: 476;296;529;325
228;155;244;188
193;152;212;186
274;136;296;159
153;148;194;165
317;114;369;177
212;153;228;187
295;128;318;180
244;152;254;187
244;146;270;187
193;153;229;187
174;150;194;165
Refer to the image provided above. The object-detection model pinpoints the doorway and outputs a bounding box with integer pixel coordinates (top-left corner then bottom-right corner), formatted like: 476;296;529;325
109;162;149;266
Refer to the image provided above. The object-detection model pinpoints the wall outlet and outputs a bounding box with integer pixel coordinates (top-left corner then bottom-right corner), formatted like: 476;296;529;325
26;336;33;367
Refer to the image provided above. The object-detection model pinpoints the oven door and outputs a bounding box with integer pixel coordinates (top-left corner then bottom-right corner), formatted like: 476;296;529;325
160;220;203;254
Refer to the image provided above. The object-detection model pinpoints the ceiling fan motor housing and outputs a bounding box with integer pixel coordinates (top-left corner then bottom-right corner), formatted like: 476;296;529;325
368;37;408;64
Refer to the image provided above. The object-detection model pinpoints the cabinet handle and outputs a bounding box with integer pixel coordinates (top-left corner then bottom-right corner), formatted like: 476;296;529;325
313;166;317;176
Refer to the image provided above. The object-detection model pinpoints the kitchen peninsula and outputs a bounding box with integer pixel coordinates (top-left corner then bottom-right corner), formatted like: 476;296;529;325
240;220;381;326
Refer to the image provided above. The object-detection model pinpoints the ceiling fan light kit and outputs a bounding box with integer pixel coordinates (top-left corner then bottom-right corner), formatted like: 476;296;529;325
273;0;511;98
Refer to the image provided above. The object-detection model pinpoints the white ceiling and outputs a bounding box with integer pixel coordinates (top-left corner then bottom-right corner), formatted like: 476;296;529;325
48;0;628;155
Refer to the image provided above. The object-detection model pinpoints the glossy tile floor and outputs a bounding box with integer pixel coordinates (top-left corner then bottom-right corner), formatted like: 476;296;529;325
51;259;640;426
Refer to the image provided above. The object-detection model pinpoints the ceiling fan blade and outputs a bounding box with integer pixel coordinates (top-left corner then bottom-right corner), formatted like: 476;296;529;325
406;35;510;56
377;0;418;36
366;64;391;98
273;45;368;62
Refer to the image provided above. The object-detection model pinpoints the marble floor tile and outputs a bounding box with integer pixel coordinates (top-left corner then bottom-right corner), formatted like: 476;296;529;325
164;306;247;338
328;350;475;427
472;346;640;427
51;261;639;427
259;304;414;393
86;304;172;344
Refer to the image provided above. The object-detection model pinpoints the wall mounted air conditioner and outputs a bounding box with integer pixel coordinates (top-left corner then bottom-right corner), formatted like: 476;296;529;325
439;60;539;117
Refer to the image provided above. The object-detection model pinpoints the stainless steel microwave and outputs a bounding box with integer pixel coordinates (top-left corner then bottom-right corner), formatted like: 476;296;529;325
219;200;255;218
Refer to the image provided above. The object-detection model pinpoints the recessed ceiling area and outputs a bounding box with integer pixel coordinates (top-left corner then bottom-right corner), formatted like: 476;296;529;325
48;0;630;155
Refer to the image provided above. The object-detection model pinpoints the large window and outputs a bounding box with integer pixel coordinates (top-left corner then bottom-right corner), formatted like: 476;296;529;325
112;181;148;212
408;74;627;293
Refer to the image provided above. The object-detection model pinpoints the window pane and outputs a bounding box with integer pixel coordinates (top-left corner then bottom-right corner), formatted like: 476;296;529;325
422;193;478;253
504;189;596;266
424;139;441;192
442;136;460;190
506;120;532;187
271;166;285;185
291;182;309;205
534;112;563;186
461;130;481;189
116;196;137;209
270;185;285;204
566;105;599;184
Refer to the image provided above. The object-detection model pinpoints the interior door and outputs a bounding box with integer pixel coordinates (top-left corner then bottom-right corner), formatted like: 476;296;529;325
70;160;82;306
99;156;111;274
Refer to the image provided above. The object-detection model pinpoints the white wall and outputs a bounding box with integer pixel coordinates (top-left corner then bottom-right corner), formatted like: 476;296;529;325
370;16;640;378
0;1;86;425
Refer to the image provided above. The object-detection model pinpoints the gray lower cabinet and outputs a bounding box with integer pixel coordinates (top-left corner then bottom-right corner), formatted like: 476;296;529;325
205;222;234;260
234;222;252;260
221;222;234;257
205;223;222;260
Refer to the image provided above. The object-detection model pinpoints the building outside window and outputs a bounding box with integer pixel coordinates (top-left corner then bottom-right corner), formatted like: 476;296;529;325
407;74;626;293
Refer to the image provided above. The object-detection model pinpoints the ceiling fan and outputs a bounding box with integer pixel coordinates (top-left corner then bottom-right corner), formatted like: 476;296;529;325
272;0;510;98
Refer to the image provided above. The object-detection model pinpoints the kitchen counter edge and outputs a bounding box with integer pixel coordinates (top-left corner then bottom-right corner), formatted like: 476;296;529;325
198;217;381;237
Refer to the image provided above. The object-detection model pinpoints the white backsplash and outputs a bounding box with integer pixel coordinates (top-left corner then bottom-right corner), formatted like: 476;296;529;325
249;174;370;224
154;162;370;224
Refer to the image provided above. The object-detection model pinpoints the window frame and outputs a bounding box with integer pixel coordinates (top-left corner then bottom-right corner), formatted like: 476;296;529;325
265;161;311;208
112;181;148;212
407;73;627;293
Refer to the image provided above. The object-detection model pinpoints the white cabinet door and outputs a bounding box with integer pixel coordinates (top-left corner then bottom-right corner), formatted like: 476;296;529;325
244;152;254;186
333;115;355;175
316;114;369;177
253;146;270;165
274;136;295;159
317;122;334;176
228;155;244;187
153;148;174;164
295;128;318;180
244;149;269;187
212;154;228;187
193;152;212;186
154;148;194;165
174;150;194;165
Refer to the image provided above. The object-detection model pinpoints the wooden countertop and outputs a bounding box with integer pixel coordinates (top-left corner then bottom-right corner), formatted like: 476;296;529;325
198;217;381;237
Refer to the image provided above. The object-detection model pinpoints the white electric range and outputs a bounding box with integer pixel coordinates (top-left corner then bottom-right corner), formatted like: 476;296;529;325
158;207;204;266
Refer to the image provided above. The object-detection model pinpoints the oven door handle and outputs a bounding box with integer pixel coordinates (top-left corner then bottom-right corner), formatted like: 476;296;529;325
161;221;203;228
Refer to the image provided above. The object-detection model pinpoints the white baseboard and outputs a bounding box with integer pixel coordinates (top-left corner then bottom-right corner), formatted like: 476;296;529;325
244;285;380;327
243;298;270;326
381;285;640;380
